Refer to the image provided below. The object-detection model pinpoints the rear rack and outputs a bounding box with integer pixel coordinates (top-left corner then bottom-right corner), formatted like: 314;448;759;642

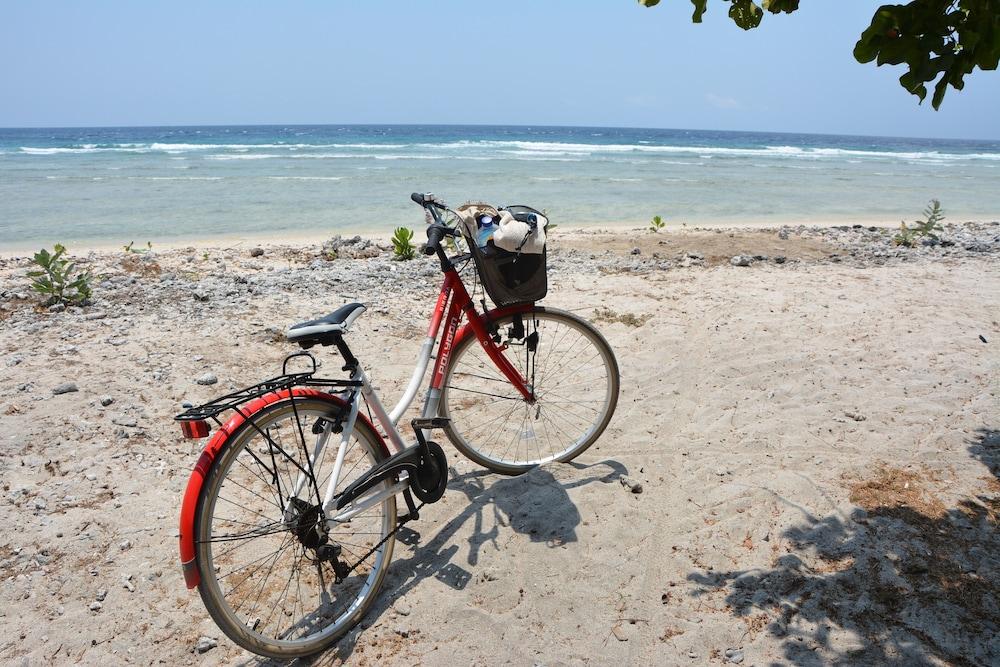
175;352;361;422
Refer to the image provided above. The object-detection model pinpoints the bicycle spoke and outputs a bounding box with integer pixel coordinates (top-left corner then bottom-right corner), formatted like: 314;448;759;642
198;400;396;653
444;310;617;470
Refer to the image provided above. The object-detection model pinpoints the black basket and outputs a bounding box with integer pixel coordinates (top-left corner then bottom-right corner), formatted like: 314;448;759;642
471;243;547;307
468;205;548;307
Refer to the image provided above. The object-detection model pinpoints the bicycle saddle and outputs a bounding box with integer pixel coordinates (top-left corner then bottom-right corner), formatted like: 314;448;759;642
286;302;366;347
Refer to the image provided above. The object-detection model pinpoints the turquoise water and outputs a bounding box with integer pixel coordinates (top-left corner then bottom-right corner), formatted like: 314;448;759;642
2;125;999;248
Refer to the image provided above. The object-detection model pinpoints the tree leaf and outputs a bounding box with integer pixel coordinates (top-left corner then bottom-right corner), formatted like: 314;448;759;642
899;71;928;101
763;0;798;14
639;0;999;109
728;0;763;30
691;0;707;23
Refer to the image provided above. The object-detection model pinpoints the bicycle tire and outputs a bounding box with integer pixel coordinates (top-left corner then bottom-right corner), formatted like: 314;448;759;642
441;307;620;475
194;395;396;658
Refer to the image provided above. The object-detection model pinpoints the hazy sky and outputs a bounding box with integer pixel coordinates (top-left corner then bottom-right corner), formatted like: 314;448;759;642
2;1;997;139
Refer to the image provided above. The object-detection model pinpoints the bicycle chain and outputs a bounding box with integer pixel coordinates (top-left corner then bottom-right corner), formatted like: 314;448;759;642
333;501;425;583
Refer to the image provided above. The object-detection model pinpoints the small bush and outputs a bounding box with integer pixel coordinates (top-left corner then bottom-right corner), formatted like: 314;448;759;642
913;199;945;239
894;223;918;248
123;241;152;254
392;227;416;261
27;244;92;306
895;199;945;247
649;215;665;232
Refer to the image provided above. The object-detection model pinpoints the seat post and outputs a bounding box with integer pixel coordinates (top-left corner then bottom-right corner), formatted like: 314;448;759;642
332;334;359;372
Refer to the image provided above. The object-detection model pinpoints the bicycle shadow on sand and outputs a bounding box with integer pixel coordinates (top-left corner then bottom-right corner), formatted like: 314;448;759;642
241;457;628;666
686;427;999;666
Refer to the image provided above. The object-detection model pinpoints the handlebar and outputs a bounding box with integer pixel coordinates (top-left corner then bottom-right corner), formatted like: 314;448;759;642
411;192;458;257
410;192;445;209
424;225;448;255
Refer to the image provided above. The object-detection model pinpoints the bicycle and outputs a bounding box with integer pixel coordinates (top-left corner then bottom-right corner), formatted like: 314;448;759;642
174;193;620;658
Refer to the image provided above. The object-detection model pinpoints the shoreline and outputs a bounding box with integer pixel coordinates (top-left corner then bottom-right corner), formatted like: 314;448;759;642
4;216;998;259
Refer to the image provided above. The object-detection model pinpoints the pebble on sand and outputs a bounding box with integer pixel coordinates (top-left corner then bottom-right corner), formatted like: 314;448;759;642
619;475;643;494
52;382;78;395
196;373;218;386
730;255;753;267
194;637;218;653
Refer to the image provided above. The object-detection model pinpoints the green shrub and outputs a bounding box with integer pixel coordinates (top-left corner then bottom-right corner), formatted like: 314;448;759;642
392;227;416;261
894;199;945;247
913;199;945;239
649;215;665;232
893;224;918;248
27;244;92;306
123;241;152;254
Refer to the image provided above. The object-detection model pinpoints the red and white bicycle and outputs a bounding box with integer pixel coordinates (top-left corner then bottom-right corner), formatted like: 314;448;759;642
175;193;620;657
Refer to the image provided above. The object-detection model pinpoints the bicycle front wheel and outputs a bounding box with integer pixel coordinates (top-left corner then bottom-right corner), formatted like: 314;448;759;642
194;395;396;658
441;307;620;475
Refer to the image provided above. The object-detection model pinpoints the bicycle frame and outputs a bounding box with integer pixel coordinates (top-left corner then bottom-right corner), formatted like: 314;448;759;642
295;262;536;526
179;241;539;588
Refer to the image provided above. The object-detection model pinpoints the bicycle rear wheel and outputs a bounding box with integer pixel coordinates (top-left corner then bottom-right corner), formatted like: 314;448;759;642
194;395;396;658
441;307;619;475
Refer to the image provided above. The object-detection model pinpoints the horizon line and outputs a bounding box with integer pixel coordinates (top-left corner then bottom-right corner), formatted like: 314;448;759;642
1;122;997;145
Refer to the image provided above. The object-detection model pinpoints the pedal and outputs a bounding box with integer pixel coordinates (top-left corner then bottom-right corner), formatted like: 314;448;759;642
411;417;450;430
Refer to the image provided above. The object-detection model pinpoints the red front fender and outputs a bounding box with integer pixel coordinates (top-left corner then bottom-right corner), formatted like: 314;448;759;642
178;388;384;589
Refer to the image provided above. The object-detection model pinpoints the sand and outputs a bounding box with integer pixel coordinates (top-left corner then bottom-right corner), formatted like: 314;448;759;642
0;225;998;666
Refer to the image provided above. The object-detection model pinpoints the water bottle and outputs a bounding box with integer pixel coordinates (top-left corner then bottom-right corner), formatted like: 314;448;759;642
476;214;495;248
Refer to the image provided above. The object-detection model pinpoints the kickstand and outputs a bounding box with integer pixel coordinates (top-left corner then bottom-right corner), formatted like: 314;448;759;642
401;487;420;522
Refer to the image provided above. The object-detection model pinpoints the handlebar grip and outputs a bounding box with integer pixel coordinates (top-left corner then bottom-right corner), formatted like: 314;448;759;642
411;192;425;206
424;225;446;255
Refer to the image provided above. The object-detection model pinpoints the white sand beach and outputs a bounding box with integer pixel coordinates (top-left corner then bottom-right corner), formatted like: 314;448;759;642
1;223;998;665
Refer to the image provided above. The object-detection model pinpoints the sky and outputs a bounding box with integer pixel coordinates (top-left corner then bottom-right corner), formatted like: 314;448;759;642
1;1;998;139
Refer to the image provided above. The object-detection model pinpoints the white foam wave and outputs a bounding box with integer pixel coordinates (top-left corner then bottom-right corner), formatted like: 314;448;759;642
14;139;1000;163
417;140;1000;162
265;176;344;181
126;176;223;181
503;150;590;158
22;147;98;155
509;156;583;162
205;154;284;160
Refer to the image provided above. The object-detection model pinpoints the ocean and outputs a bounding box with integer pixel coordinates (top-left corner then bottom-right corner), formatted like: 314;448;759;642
2;124;999;249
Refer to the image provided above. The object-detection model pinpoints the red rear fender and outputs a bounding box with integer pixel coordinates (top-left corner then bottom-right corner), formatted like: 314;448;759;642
178;389;384;589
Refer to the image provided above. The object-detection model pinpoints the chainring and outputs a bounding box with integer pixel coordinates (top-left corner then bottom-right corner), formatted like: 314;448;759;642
411;441;448;504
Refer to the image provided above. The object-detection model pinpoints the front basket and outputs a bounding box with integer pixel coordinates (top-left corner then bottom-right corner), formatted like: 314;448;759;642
470;243;547;308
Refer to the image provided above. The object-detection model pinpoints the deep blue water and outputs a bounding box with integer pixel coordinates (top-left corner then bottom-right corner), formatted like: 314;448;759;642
2;124;998;247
